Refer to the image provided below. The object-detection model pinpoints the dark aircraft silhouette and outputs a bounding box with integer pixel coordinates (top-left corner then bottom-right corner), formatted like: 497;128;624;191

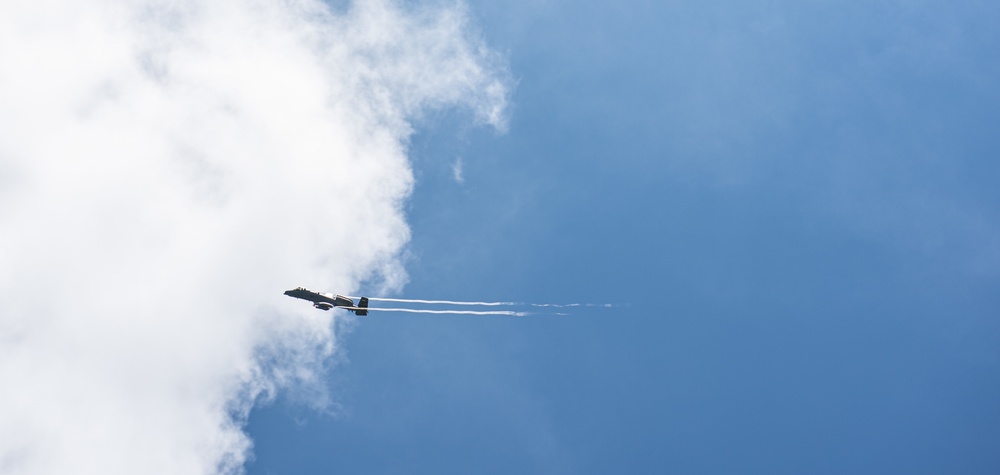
284;287;368;315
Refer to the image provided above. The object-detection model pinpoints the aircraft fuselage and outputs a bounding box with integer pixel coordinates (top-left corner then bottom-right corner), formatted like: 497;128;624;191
284;287;367;315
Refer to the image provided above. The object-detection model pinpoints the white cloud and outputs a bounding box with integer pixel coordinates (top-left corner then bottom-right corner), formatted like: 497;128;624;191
452;157;465;183
0;0;508;473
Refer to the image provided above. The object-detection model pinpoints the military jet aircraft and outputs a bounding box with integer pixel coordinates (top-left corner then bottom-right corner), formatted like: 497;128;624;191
284;287;369;315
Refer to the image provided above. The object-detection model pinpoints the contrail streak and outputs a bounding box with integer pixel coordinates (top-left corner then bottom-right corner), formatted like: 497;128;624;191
527;303;618;308
357;297;517;306
352;297;616;308
365;307;528;316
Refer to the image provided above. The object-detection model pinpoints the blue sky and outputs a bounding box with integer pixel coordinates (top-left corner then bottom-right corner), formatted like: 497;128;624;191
246;1;1000;473
3;0;988;471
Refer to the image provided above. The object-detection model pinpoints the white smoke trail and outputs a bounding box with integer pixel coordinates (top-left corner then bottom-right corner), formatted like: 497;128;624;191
527;303;619;308
355;297;618;308
357;297;518;306
0;1;508;474
364;307;529;316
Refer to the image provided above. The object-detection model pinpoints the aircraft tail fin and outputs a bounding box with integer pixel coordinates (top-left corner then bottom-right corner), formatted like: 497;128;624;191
356;297;369;316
